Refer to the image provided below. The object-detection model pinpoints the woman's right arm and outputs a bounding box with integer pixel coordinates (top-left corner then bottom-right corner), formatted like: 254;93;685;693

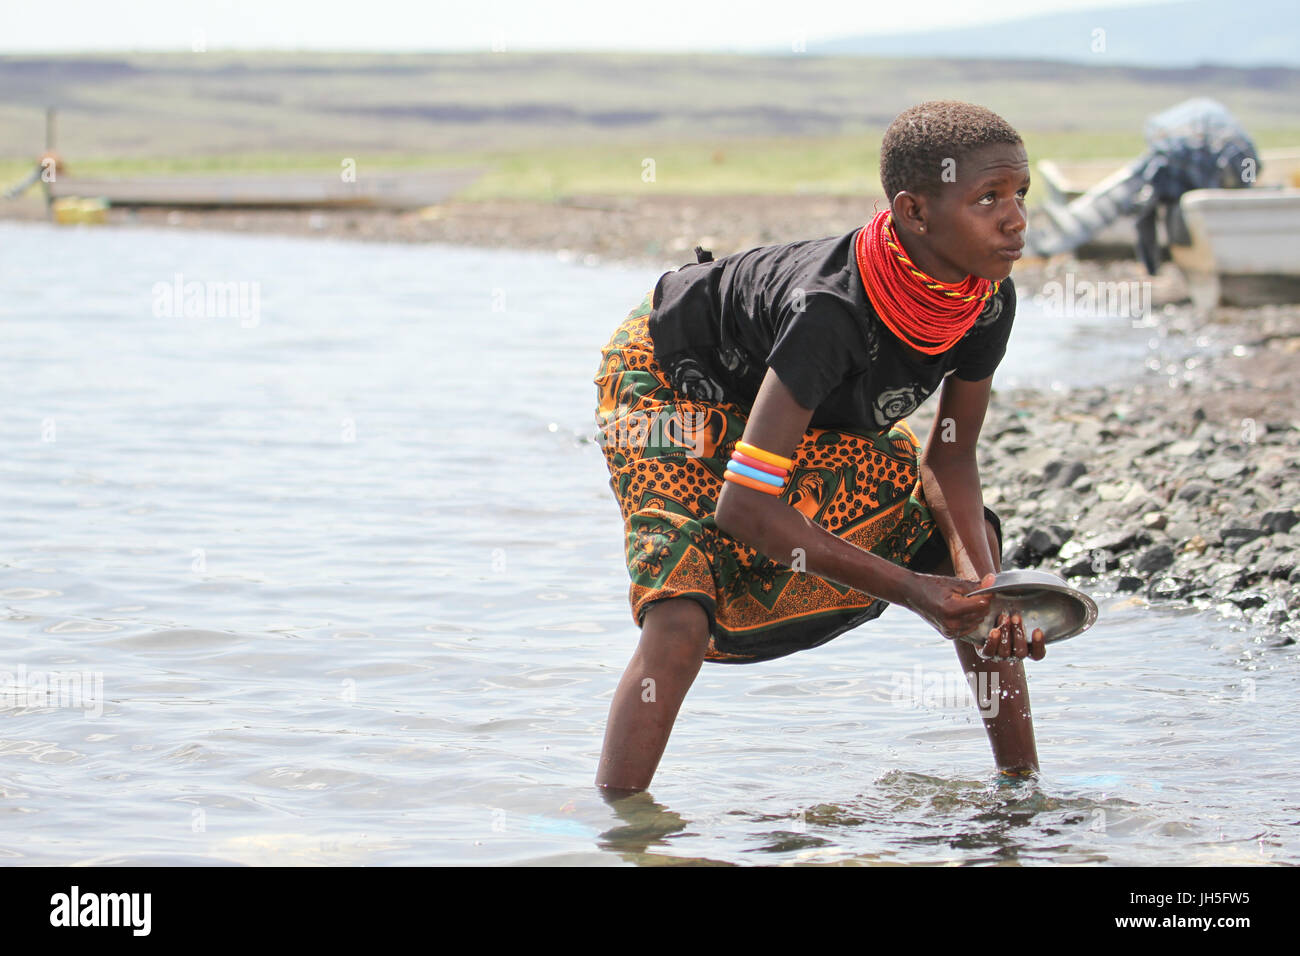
714;368;992;639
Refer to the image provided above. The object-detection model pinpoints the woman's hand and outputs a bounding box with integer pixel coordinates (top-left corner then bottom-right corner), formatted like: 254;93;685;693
903;571;997;641
904;572;1047;661
980;610;1047;662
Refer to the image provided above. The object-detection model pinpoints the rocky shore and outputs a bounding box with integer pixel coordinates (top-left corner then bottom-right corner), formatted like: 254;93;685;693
971;300;1300;640
5;194;1295;637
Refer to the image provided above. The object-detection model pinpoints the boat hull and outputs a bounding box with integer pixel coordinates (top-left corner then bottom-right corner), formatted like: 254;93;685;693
1171;187;1300;309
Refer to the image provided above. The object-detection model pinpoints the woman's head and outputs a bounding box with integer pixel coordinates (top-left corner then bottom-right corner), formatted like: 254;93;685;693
879;101;1029;282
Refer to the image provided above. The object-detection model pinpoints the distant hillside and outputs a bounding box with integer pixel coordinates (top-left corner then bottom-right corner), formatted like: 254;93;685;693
815;0;1300;68
2;51;1298;165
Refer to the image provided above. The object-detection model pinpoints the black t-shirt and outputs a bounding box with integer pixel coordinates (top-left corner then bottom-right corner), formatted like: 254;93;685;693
648;228;1016;432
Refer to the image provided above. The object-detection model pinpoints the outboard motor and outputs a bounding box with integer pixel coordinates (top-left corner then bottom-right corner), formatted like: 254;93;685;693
1027;98;1260;273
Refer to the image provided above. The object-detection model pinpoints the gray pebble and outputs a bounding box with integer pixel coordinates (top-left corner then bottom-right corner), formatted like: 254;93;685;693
1136;544;1176;574
1262;509;1299;534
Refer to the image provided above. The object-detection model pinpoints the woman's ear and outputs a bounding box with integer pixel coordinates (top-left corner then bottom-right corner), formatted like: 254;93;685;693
890;190;929;236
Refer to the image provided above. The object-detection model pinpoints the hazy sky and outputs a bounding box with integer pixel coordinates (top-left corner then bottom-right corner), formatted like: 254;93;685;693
3;0;1183;53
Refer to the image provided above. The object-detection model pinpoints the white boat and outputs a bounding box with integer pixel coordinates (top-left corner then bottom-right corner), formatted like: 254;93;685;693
1035;148;1300;308
1171;187;1300;310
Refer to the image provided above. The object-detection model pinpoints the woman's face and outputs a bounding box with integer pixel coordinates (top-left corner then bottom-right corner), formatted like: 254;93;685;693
892;142;1030;283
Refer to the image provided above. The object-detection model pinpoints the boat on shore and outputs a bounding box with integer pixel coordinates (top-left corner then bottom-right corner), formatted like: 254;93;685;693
44;167;483;210
1171;186;1300;310
1035;148;1300;308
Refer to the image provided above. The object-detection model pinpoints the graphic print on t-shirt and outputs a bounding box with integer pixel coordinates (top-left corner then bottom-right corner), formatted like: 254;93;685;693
871;382;927;428
863;311;881;367
660;353;727;403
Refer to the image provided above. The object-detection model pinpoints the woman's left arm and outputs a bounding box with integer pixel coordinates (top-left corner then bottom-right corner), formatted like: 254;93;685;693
924;373;1043;775
917;373;998;582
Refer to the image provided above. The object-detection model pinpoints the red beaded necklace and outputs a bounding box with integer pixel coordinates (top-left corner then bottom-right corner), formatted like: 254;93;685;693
855;210;998;356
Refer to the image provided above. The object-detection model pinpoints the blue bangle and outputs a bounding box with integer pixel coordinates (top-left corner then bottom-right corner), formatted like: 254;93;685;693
726;459;785;487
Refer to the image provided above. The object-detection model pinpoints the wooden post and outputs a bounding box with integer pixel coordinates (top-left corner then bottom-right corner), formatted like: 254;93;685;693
43;107;56;218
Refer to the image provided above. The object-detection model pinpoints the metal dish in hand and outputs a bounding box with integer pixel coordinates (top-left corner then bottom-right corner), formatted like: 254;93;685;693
958;569;1099;647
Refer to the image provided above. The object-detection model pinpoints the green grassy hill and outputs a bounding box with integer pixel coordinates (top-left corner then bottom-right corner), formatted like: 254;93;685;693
2;51;1298;199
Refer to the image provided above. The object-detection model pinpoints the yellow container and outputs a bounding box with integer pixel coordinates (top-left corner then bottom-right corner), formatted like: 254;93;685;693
52;197;110;225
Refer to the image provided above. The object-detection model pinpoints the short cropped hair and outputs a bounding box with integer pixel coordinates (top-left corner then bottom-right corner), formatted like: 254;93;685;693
880;101;1023;200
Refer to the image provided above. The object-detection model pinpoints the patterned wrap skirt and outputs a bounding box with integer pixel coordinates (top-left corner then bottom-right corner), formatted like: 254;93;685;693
593;290;1002;664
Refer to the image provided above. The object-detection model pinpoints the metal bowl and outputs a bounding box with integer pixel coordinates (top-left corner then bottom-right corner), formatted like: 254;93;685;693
958;569;1099;647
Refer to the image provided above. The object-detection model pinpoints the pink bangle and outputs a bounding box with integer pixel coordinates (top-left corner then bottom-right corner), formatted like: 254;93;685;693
731;451;788;477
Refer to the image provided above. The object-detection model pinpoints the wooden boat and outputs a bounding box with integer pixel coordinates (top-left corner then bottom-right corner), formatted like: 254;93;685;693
44;167;482;210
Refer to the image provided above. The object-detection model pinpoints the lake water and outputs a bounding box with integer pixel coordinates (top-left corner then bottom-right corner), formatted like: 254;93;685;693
0;221;1294;865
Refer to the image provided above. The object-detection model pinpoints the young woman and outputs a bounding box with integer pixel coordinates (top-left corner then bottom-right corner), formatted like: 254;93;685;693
593;101;1045;794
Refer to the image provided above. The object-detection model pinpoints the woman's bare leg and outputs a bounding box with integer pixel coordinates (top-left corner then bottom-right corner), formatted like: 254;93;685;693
595;597;711;794
932;519;1040;773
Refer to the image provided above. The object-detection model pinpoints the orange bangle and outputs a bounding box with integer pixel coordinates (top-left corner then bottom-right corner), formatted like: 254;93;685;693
735;440;794;471
724;469;784;496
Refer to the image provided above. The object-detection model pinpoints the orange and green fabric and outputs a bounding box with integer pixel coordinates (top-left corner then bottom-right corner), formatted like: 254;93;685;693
593;289;982;664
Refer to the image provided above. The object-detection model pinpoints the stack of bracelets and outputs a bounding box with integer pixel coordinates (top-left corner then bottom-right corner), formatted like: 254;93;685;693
723;440;794;497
